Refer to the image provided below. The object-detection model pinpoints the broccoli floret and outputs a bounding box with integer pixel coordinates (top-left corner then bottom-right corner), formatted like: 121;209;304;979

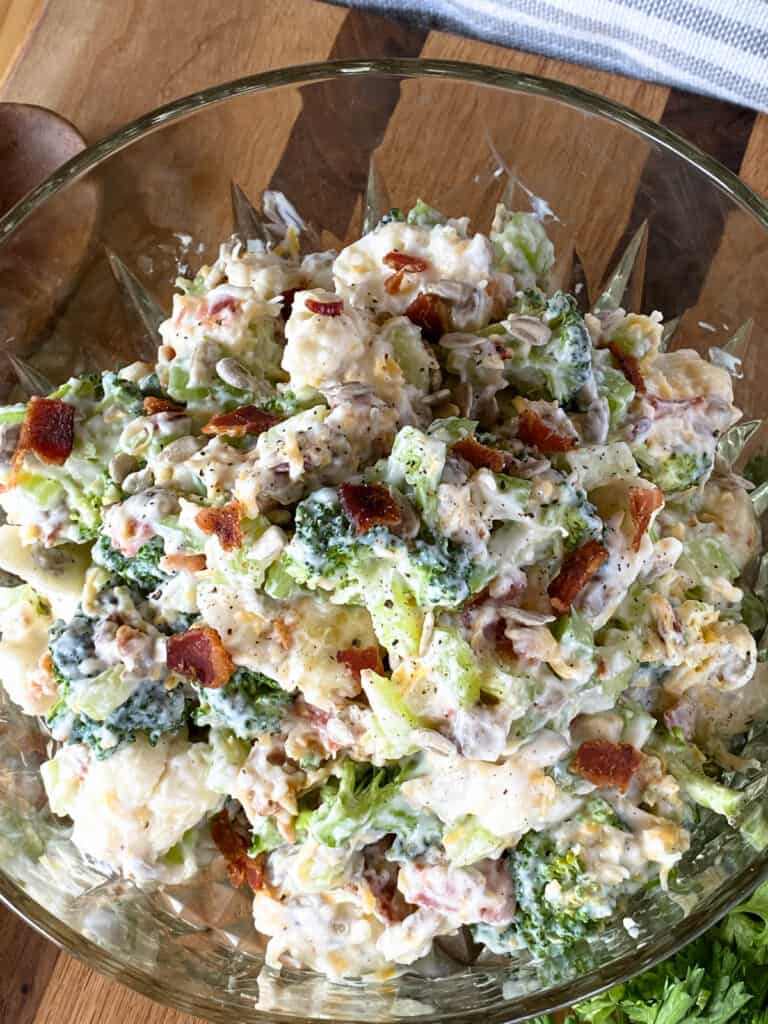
542;483;603;553
377;208;405;226
649;730;746;824
505;288;547;318
262;388;324;418
50;679;188;759
283;487;484;612
281;489;372;592
501;291;593;405
593;358;635;429
634;448;711;494
297;758;441;853
511;829;607;957
490;207;554;290
249;816;284;855
49;614;97;684
406;199;446;227
196;667;292;740
403;535;480;608
94;534;169;596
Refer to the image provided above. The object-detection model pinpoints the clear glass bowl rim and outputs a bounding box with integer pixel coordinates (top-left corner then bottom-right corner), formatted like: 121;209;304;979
1;56;768;1023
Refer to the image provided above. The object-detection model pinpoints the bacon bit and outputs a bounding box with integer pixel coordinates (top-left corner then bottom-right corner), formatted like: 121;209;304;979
159;345;176;361
548;540;609;614
339;482;402;534
143;396;184;415
17;397;75;467
201;405;281;438
452;436;506;473
208;294;239;317
160;552;208;573
517;407;577;453
210;810;266;890
195;500;243;551
336;645;384;681
384;269;406;295
573;739;642;792
608;343;646;393
306;296;344;317
405;292;449;343
383;251;429;273
280;286;300;319
627;485;664;551
167;626;234;688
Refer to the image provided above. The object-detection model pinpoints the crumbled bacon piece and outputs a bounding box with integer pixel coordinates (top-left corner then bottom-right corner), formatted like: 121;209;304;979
306;296;343;317
201;405;280;438
210;811;266;890
517;406;577;452
18;397;75;466
336;645;384;681
143;396;183;415
548;540;609;613
195;500;243;551
573;739;642;792
384;269;406;295
208;294;239;317
383;251;429;273
160;553;207;573
608;343;646;393
627;485;664;551
339;482;402;534
167;626;234;688
280;286;300;319
452;436;507;473
404;292;449;343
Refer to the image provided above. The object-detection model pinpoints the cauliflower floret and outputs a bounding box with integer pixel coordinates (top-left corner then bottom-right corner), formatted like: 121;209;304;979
0;524;90;621
402;733;579;840
333;220;492;322
233;736;306;837
234;387;398;512
0;584;58;716
252;888;390;978
197;585;377;710
283;292;437;424
219;238;302;301
663;616;756;696
40;735;221;881
282;290;386;390
644;349;733;403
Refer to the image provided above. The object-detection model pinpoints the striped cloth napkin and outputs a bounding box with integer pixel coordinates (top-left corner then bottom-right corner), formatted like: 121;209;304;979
349;0;768;111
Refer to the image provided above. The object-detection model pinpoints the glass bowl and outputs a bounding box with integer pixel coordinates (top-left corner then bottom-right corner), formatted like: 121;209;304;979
2;58;768;1023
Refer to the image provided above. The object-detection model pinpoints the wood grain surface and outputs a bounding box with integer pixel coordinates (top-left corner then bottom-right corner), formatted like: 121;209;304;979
0;2;767;1023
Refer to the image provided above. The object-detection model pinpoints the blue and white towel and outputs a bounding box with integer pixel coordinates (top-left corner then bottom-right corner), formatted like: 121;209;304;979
350;0;768;111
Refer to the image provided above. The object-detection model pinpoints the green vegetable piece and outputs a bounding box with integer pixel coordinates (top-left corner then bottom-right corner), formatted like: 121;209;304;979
501;291;593;405
94;534;169;596
406;199;446;227
301;758;440;853
196;667;292;740
490;206;554;290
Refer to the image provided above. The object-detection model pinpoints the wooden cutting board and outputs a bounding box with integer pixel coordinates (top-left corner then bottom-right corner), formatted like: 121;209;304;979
0;2;767;1023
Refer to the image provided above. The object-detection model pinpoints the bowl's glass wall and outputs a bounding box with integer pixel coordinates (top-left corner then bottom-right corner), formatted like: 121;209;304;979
1;65;768;1023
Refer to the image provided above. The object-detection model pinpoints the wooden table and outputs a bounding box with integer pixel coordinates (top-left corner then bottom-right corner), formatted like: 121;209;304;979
0;2;767;1022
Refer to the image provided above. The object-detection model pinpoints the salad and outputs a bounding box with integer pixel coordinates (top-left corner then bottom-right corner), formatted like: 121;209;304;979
0;194;766;982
